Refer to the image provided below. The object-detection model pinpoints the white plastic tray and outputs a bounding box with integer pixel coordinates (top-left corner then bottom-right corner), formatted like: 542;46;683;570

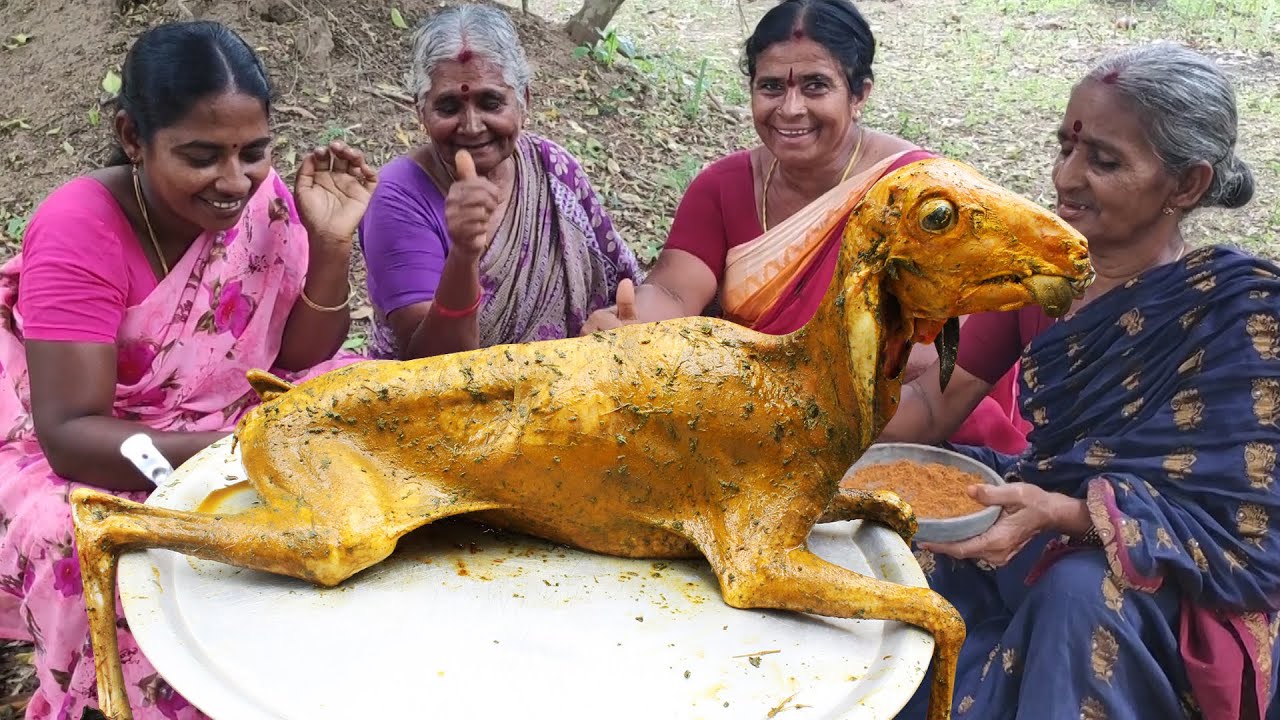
117;437;932;719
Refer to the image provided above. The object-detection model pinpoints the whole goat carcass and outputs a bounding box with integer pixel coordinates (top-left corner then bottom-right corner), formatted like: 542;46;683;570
71;157;1092;720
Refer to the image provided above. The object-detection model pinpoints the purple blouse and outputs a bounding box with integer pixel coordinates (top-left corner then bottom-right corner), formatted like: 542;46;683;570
358;134;642;359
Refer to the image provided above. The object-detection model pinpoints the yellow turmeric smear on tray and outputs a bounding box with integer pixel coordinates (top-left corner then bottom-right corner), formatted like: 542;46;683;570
842;460;987;519
195;480;251;514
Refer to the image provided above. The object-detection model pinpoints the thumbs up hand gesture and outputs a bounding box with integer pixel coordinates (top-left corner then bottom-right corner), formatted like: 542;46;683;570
580;279;641;335
444;149;501;259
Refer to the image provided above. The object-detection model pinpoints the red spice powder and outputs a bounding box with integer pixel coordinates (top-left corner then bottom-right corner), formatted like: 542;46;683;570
842;460;988;519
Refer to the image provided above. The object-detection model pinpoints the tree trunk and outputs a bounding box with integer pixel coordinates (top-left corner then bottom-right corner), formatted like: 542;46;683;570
565;0;626;44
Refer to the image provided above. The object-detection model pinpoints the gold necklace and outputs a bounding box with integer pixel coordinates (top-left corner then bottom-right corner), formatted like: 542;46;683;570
132;164;170;278
760;127;864;232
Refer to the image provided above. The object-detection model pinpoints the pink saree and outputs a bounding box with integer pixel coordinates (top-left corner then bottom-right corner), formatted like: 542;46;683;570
0;171;362;719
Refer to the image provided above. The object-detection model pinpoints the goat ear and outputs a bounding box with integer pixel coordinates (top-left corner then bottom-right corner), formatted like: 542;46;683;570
246;369;295;403
841;269;885;449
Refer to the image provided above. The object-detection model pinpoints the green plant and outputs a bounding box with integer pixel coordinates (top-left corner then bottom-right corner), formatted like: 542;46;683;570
936;138;976;163
683;57;710;119
722;79;748;106
893;111;928;143
573;28;636;68
661;156;703;195
1;210;30;245
633;230;667;266
319;124;352;143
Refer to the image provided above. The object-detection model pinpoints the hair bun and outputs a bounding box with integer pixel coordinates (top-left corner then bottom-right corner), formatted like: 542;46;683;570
1212;155;1255;209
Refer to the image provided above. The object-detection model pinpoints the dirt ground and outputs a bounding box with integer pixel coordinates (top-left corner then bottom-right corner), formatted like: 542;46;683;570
0;0;750;257
0;0;1277;711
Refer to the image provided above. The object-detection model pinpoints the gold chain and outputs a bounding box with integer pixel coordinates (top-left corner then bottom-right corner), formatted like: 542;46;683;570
132;163;170;278
760;127;864;232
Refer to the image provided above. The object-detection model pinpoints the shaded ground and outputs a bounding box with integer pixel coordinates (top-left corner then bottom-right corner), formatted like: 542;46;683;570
0;0;750;343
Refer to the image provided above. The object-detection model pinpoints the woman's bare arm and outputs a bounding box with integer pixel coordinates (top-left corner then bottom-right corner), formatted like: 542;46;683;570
581;249;718;333
880;359;994;445
27;341;227;490
387;248;486;359
275;243;352;371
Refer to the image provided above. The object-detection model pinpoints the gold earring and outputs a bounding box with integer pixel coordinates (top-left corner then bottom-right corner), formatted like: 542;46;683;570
1162;207;1175;216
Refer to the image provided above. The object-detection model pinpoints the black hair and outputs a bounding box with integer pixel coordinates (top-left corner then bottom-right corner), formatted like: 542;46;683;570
742;0;876;99
107;21;272;166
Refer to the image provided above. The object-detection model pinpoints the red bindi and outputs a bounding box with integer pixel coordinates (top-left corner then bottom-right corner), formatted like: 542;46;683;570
1073;120;1083;133
456;49;474;64
792;28;805;39
787;68;796;87
460;83;470;94
1102;70;1119;84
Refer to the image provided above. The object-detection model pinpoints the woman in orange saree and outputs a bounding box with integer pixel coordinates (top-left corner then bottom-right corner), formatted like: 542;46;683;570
581;0;1029;453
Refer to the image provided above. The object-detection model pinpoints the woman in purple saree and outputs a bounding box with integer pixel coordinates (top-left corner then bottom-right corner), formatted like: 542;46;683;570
358;5;641;360
891;43;1279;719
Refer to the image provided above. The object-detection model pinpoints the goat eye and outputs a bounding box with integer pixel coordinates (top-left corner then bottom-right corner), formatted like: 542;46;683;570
920;200;957;233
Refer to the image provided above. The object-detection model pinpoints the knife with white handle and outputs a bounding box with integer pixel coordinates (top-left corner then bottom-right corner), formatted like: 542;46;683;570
119;433;174;488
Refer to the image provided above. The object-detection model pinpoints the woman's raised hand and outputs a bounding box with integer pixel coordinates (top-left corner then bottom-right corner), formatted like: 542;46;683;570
445;150;502;259
294;140;378;247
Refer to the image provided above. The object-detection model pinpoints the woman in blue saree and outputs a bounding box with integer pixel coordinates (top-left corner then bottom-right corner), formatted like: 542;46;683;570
886;43;1279;719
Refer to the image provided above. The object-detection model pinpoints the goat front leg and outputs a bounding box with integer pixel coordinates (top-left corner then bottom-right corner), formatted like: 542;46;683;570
716;545;963;720
70;488;397;720
74;491;131;720
818;488;918;542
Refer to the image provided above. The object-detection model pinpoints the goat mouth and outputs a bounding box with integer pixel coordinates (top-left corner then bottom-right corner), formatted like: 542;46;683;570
980;274;1023;286
1069;269;1096;294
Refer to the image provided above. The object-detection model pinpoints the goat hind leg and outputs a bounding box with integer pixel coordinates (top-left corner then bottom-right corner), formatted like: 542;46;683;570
70;488;398;720
717;546;963;720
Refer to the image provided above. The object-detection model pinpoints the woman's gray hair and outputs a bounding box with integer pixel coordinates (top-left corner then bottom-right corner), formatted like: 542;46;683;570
407;4;533;110
1085;42;1254;210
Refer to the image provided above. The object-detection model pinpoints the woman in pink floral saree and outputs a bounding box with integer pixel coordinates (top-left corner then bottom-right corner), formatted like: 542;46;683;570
0;22;376;719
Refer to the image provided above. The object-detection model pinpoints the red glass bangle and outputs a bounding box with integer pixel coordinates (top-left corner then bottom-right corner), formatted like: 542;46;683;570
432;292;484;319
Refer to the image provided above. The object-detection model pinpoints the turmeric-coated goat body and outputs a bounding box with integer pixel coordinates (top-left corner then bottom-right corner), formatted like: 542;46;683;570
72;158;1093;720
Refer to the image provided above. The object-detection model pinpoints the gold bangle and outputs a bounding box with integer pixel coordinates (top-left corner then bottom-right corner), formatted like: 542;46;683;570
300;288;350;313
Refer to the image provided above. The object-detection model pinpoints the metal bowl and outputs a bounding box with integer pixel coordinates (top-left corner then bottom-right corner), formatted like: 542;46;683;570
843;443;1005;544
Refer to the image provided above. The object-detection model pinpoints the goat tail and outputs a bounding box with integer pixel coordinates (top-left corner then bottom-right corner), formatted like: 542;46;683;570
246;368;295;403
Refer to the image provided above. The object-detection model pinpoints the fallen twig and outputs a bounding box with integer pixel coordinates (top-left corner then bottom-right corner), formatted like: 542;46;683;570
731;648;781;658
0;692;32;714
363;86;415;109
766;691;800;718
